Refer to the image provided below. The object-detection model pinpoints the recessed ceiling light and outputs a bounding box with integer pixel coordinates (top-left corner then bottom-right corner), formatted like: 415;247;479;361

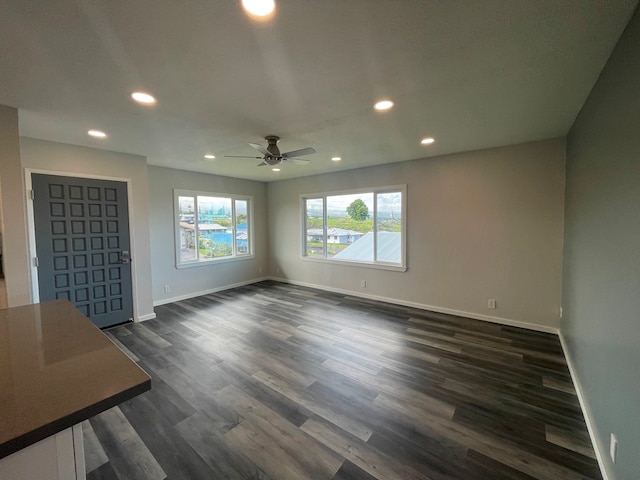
131;91;156;105
421;137;435;145
331;156;342;162
242;0;275;17
204;154;216;159
88;130;107;138
272;167;281;172
374;100;394;111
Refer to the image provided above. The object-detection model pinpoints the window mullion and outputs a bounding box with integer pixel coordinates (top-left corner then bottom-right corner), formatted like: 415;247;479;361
247;199;251;256
231;198;236;257
323;196;328;257
194;196;200;261
373;193;378;263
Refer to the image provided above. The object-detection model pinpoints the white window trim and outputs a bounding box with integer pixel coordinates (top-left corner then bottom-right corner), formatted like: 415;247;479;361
300;184;407;272
174;189;254;269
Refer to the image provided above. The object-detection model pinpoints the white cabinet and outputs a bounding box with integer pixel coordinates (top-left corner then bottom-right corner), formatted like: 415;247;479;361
0;425;85;480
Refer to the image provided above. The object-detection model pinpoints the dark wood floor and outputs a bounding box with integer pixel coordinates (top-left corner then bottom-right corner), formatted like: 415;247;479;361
85;280;602;480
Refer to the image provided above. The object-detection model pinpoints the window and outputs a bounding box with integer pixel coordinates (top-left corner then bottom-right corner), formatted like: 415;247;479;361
175;190;253;267
302;186;406;270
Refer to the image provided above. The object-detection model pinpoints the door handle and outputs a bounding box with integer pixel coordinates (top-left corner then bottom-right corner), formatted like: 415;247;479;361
118;250;131;264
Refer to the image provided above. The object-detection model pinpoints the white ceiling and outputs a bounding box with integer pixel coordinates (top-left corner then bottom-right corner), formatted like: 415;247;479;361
1;1;637;182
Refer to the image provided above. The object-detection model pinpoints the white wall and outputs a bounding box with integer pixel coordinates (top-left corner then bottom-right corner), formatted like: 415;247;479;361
268;138;566;330
19;137;155;321
0;105;32;306
563;5;640;479
147;166;267;304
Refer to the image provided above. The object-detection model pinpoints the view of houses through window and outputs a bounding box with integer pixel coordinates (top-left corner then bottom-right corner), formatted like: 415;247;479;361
303;186;405;267
175;190;252;266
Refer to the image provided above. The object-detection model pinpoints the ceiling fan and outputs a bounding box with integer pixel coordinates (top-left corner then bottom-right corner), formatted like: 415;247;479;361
225;135;316;166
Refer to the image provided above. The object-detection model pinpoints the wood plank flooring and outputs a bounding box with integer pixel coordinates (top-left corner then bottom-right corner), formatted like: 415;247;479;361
85;280;602;480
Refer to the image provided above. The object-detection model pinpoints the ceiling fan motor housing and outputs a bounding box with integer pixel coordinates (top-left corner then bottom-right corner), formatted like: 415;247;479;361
266;135;280;151
265;136;282;163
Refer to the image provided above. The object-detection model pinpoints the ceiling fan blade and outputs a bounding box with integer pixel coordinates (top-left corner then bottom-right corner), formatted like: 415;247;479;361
282;147;316;158
224;155;263;159
257;161;269;166
289;158;311;165
249;143;271;156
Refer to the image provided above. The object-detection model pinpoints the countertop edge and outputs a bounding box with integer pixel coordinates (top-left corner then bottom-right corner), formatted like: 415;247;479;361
0;377;151;460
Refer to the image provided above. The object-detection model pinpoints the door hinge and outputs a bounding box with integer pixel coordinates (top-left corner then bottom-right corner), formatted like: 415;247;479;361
29;189;35;200
33;257;39;267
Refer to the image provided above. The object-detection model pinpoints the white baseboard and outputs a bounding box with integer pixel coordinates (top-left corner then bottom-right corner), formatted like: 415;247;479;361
558;332;609;480
152;275;557;333
269;276;559;334
152;277;270;307
136;312;156;322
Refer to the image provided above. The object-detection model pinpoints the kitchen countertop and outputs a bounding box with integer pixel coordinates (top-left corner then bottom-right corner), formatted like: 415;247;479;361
0;300;151;459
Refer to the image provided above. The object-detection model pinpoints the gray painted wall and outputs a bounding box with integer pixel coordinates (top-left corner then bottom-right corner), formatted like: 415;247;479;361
268;139;566;330
563;7;640;480
147;166;268;304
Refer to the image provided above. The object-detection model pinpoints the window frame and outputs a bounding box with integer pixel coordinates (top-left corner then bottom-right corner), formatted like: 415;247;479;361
300;185;407;272
174;189;254;268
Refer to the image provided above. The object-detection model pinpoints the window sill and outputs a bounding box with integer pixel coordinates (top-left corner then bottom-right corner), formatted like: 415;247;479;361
300;255;407;272
176;254;255;269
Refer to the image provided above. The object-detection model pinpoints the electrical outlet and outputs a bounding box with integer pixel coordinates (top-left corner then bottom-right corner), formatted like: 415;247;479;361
258;267;263;274
360;280;366;288
610;433;618;463
276;266;281;274
488;299;496;309
163;285;170;293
